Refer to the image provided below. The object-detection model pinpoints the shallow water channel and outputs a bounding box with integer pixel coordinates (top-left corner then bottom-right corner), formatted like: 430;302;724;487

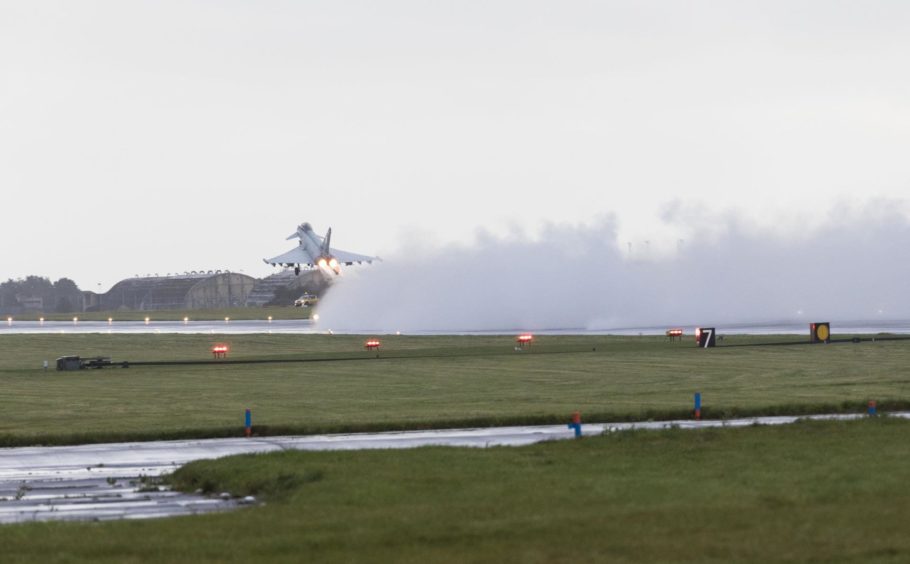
2;413;907;524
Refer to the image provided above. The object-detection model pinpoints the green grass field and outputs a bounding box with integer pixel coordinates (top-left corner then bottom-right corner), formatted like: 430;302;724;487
2;418;909;563
2;333;909;446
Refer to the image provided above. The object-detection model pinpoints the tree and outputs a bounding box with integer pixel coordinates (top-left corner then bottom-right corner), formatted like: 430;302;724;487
53;278;80;294
0;276;85;314
55;297;74;313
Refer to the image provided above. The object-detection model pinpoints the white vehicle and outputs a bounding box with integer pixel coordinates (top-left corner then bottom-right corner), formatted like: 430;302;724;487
294;294;318;307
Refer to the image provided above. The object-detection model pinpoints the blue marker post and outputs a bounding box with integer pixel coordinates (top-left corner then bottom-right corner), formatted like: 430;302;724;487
568;411;582;438
694;392;702;421
244;408;252;438
868;400;877;417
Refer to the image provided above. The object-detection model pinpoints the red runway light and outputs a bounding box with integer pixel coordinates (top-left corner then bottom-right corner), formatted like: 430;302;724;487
365;339;381;350
666;328;684;341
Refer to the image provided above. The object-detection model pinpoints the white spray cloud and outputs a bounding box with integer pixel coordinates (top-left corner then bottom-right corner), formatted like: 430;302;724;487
317;202;910;332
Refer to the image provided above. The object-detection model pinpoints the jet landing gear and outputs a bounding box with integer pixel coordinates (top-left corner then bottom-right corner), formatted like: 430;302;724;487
294;266;300;275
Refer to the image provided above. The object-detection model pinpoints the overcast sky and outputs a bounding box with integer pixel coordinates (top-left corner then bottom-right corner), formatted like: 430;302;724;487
2;1;909;291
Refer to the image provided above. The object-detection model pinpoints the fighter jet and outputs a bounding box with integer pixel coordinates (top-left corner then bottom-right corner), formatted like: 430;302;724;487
264;222;377;275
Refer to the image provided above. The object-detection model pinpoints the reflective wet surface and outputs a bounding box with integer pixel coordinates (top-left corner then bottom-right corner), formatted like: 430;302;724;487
3;318;910;335
2;412;907;524
0;477;241;524
0;440;246;524
0;319;318;335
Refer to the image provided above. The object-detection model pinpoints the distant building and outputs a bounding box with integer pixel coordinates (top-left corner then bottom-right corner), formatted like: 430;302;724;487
95;272;257;311
18;296;44;311
60;268;333;312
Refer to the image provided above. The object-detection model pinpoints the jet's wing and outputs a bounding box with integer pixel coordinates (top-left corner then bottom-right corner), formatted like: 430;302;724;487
331;248;378;265
264;246;316;267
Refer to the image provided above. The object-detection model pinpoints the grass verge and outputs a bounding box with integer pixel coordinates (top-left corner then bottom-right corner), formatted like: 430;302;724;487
2;333;910;446
3;418;910;563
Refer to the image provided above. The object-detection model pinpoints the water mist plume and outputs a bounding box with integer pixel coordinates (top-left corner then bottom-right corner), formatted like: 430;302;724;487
317;204;910;332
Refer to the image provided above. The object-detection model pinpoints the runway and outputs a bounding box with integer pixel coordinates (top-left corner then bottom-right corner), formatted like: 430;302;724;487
4;318;910;335
2;412;907;524
0;319;319;335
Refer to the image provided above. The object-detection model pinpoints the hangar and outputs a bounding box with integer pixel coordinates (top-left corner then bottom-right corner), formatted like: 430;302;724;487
84;269;330;311
96;272;257;311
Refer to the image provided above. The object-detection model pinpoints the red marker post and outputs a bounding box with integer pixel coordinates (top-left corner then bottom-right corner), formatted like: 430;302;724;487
568;411;582;438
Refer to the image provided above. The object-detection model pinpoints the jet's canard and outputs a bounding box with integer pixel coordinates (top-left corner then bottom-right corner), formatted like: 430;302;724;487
264;222;377;275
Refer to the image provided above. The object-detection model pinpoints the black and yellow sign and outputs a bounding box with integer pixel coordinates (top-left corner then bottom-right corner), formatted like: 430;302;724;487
810;322;830;343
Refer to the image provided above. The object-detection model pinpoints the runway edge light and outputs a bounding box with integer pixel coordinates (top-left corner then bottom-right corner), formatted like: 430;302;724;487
516;334;533;350
666;328;683;341
810;322;831;343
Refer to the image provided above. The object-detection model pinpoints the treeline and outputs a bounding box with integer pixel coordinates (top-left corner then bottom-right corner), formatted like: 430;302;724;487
0;276;83;314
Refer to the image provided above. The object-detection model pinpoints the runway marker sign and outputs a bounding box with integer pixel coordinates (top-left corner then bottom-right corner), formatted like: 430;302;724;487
810;322;831;343
695;327;716;348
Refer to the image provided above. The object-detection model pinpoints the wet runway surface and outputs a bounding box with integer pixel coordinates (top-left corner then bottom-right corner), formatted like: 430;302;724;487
0;477;242;524
3;412;907;524
3;318;910;335
0;319;318;335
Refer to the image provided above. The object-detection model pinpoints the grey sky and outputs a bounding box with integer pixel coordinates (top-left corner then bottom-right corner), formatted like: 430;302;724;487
2;1;908;290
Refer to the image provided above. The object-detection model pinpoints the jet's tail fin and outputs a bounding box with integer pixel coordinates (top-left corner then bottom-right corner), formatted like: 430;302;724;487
321;228;332;254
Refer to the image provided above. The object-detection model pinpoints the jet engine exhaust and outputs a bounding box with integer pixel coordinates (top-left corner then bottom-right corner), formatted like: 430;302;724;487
263;222;377;276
